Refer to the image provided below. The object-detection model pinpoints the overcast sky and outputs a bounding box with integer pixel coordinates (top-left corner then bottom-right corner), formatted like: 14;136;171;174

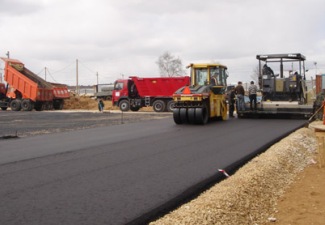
1;0;324;85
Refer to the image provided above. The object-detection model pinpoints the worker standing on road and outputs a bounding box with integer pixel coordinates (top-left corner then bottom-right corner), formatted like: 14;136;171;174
248;81;258;111
228;87;236;118
235;81;245;111
98;99;105;112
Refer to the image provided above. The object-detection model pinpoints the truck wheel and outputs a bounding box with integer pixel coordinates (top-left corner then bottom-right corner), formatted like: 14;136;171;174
10;99;22;111
173;108;183;124
59;102;64;110
153;100;166;112
53;100;64;110
119;100;130;111
130;105;140;111
45;102;53;110
34;102;43;111
21;99;33;111
166;100;175;112
195;105;209;124
1;107;8;111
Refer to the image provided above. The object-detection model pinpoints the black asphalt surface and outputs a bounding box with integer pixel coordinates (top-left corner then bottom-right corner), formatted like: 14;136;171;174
0;110;169;138
0;112;306;225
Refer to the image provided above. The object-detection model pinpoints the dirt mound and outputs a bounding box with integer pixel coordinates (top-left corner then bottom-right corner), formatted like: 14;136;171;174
63;94;153;111
62;93;114;110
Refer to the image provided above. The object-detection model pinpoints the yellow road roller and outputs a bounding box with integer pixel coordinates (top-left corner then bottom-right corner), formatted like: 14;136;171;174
172;63;228;124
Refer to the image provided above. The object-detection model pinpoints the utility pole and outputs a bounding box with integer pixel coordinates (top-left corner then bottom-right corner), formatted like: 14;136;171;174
76;59;79;95
96;72;99;85
44;67;47;81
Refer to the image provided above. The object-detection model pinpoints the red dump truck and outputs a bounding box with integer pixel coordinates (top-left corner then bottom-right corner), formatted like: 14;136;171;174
0;58;70;111
112;76;190;112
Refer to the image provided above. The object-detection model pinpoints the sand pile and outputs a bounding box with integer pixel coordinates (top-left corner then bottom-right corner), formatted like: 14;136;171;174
63;94;115;110
150;126;317;225
63;94;154;111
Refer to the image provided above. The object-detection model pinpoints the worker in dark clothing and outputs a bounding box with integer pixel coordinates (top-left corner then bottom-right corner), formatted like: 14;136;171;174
235;81;245;111
98;99;105;112
262;64;274;76
228;87;236;117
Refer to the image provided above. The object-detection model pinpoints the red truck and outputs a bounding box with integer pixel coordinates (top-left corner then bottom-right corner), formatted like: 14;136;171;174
0;57;70;111
112;76;190;112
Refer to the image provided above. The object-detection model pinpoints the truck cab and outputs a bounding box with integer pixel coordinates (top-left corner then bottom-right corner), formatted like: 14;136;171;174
112;79;132;111
0;83;6;96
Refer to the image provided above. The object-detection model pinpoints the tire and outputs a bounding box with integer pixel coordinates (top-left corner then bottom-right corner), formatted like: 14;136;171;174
34;102;43;111
53;100;64;110
1;107;8;111
45;102;53;110
59;102;64;110
195;105;209;124
180;108;188;123
119;100;130;111
187;108;196;124
166;100;175;112
10;99;22;111
152;100;166;112
21;99;33;111
130;105;140;111
173;108;182;124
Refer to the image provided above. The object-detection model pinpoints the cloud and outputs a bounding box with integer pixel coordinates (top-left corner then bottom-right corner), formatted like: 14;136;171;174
0;0;43;15
0;0;324;85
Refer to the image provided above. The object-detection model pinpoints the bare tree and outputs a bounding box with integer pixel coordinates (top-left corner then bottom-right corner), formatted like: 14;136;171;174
156;52;185;77
251;65;260;88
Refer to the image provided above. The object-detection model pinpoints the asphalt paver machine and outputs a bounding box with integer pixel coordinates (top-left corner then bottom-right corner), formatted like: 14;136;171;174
238;53;313;118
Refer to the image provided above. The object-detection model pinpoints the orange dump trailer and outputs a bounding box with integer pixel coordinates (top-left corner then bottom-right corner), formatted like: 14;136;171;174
0;58;69;111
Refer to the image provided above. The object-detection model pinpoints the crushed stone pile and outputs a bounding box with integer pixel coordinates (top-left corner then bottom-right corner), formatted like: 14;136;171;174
150;126;317;225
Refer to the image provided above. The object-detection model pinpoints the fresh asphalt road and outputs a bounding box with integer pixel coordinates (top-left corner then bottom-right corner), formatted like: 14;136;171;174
0;117;305;225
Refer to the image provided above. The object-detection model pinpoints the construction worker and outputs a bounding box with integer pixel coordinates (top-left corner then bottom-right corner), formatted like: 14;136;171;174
248;81;258;111
98;99;105;112
235;81;245;111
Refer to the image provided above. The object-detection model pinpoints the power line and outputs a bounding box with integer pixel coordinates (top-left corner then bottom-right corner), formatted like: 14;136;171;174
78;60;97;74
49;61;75;74
45;68;58;83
